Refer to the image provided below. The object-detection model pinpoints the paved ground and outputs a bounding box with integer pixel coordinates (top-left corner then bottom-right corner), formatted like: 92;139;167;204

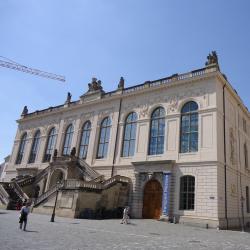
1;210;250;250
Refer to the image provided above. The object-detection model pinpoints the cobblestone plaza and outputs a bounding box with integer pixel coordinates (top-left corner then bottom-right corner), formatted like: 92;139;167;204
1;209;250;250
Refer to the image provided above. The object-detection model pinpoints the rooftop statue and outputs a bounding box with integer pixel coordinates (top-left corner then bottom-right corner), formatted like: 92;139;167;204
21;106;28;116
205;51;219;66
88;77;103;92
118;77;125;89
65;92;72;104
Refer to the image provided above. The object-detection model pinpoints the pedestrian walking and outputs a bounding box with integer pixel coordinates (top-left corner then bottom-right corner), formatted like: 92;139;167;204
19;203;30;231
120;206;130;224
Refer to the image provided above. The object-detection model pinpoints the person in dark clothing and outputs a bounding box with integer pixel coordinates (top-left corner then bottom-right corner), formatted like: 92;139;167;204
19;203;30;231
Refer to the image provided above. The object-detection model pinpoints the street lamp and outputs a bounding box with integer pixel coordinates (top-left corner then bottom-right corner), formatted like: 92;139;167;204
50;181;60;222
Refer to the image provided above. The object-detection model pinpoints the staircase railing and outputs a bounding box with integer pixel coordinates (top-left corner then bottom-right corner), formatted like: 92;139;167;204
63;175;130;191
0;184;9;205
12;181;29;200
77;158;100;179
34;182;63;206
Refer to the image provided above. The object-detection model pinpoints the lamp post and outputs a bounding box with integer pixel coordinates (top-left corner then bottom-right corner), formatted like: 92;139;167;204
50;181;60;222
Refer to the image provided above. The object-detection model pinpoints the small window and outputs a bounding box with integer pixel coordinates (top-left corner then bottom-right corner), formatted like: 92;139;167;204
79;121;91;159
243;118;247;133
179;175;195;210
16;133;27;164
28;130;40;163
244;143;248;169
97;117;111;159
122;112;137;157
62;124;74;156
246;186;250;213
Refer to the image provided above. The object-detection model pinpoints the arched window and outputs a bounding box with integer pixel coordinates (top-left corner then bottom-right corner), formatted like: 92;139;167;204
28;130;40;163
16;133;27;164
179;175;195;210
244;143;248;169
97;117;111;159
148;107;165;155
180;101;198;153
79;121;91;159
44;127;57;162
62;124;74;156
122;112;137;157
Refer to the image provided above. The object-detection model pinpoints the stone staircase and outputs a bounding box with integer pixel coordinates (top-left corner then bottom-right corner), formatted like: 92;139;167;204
0;181;29;209
33;175;130;208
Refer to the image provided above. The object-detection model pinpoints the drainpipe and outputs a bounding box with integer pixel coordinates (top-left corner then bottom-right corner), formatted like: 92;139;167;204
237;103;245;232
111;97;122;177
222;84;228;229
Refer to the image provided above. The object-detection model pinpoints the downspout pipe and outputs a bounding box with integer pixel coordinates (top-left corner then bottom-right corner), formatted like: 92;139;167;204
111;97;122;177
223;83;228;229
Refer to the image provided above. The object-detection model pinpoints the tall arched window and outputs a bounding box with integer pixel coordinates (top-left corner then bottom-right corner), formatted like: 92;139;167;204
244;143;248;169
180;101;198;153
16;133;27;164
122;112;137;157
62;124;74;156
79;121;91;159
97;117;111;159
28;130;40;163
148;107;165;155
179;175;195;210
44;127;56;162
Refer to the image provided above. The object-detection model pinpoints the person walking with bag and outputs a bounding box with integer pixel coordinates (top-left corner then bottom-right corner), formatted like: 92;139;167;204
120;206;130;224
19;203;30;231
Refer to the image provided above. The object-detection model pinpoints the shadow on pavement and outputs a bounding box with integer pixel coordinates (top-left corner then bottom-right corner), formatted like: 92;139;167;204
23;230;39;233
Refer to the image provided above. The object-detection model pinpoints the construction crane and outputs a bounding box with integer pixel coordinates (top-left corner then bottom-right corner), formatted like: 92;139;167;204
0;56;65;82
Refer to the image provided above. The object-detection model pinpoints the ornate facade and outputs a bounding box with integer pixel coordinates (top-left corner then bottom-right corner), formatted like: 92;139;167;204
1;53;250;229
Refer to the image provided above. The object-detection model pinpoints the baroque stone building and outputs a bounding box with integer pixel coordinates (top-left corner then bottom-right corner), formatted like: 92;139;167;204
1;52;250;229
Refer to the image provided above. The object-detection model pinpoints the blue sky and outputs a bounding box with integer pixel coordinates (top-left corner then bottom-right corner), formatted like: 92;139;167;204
0;0;250;162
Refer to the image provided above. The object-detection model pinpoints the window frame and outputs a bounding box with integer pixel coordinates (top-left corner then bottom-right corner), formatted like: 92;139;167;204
28;130;41;163
244;143;248;169
180;101;199;153
121;112;138;157
43;127;57;162
179;175;195;210
62;124;74;156
96;117;111;159
148;107;165;155
15;132;27;164
79;121;91;159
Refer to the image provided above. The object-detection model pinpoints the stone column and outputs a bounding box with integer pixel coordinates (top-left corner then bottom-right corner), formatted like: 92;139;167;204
161;171;171;220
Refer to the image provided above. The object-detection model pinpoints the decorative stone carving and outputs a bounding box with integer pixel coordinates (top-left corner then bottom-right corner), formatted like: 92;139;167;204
21;106;28;116
139;105;149;118
65;92;72;104
88;78;103;92
118;77;125;90
70;147;76;156
168;96;178;113
205;51;219;66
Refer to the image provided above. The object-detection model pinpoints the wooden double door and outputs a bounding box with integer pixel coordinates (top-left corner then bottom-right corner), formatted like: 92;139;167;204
142;180;163;219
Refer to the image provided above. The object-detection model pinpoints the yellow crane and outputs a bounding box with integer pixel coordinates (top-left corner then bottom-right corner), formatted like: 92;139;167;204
0;56;65;82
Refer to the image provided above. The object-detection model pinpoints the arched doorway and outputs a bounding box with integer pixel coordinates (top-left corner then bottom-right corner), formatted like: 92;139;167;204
49;169;64;188
142;180;163;219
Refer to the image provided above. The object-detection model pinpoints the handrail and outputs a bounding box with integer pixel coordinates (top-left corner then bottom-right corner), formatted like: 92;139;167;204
34;183;63;206
12;181;29;200
77;158;100;179
0;184;9;205
63;175;130;191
